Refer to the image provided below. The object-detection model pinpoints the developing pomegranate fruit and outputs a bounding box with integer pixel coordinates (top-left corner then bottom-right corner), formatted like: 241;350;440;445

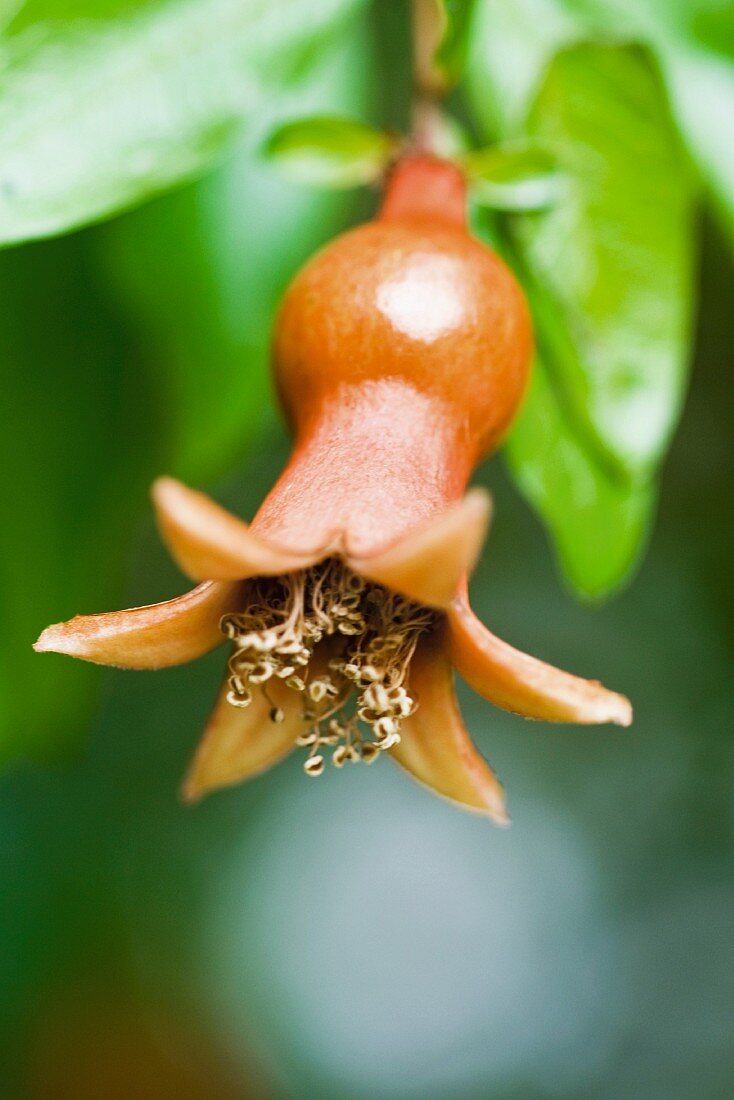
35;155;631;824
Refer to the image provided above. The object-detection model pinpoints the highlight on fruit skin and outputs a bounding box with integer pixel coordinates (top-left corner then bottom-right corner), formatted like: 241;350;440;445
34;154;632;825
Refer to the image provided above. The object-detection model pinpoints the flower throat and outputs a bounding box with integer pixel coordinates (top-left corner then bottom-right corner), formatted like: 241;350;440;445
220;559;436;774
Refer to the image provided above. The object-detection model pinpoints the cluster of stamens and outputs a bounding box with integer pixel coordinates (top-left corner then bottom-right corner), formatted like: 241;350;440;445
220;559;436;775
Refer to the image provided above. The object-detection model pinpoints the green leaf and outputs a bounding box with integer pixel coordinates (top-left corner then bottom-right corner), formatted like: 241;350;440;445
435;0;479;87
465;143;563;211
466;0;734;247
469;42;694;597
586;6;734;250
506;358;654;601
0;0;366;247
265;116;394;189
516;44;694;478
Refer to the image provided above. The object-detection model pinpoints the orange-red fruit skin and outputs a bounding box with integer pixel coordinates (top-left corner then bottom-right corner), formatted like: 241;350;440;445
273;209;532;464
257;157;533;557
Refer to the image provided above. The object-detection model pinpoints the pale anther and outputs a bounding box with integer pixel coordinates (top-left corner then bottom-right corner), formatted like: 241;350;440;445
221;559;436;776
304;755;325;777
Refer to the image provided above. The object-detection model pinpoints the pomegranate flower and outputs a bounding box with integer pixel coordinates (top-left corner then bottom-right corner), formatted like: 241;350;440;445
35;156;631;824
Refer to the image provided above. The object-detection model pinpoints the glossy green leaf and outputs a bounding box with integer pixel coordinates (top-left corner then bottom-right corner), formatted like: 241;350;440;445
506;359;654;601
576;3;734;248
468;40;694;597
466;0;734;246
516;44;694;479
465;143;563;211
0;0;366;247
265;116;394;189
582;8;734;249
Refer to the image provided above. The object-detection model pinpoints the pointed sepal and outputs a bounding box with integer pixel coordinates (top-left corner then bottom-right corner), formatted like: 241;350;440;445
447;595;632;725
350;489;491;609
34;581;239;669
152;477;319;582
390;630;509;824
182;677;305;802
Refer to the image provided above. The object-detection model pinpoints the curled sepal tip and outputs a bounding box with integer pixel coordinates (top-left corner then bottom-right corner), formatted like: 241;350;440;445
351;488;491;610
33;581;240;670
152;477;319;583
390;631;509;826
447;595;632;726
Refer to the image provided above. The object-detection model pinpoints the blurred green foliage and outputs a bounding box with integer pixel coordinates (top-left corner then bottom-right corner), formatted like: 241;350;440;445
0;0;367;245
0;235;157;763
434;0;479;88
98;25;372;483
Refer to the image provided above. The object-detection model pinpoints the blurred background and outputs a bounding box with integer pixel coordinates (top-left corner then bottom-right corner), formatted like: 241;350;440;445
1;2;733;1097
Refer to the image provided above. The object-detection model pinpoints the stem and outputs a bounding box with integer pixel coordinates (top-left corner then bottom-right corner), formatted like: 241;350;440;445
377;3;466;226
373;3;466;226
410;0;448;152
411;0;446;99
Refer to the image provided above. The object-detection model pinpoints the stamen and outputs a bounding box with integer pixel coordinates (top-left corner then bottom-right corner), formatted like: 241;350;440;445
221;559;437;775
